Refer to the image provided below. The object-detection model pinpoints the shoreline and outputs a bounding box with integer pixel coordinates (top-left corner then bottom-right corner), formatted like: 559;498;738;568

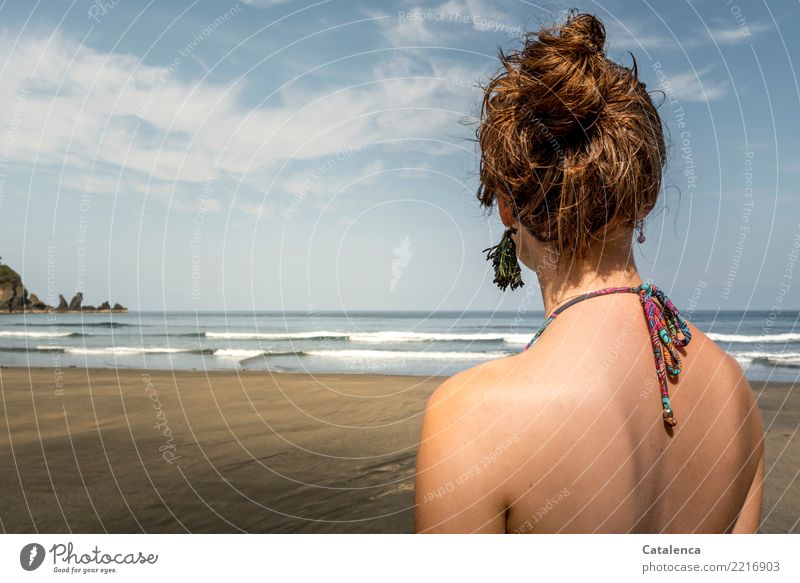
0;362;793;384
0;309;129;315
0;367;796;533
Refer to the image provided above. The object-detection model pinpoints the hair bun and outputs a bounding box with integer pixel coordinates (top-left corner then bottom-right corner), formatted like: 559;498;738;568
559;12;606;55
501;10;609;140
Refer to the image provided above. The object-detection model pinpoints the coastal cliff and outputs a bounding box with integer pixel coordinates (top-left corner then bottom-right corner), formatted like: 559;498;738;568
0;264;28;311
0;261;127;314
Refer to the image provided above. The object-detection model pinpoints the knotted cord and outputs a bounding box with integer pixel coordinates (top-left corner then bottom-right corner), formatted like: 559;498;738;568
523;282;692;426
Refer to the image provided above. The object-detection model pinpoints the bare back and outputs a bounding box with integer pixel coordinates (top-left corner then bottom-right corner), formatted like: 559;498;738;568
414;292;765;533
412;8;765;536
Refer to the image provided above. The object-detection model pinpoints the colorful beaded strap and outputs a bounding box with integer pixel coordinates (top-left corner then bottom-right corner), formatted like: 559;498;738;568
523;282;692;427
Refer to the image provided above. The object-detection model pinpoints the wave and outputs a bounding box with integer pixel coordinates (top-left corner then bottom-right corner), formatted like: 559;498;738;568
205;331;350;340
213;349;305;362
0;346;65;353
37;345;208;356
12;343;796;370
733;351;800;368
0;331;84;338
348;331;531;344
203;330;532;344
708;332;800;343
501;333;532;345
11;346;305;362
213;348;263;359
303;349;511;361
8;344;501;364
12;322;135;328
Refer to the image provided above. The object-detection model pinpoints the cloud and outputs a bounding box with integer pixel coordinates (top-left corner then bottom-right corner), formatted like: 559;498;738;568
375;0;520;46
0;30;472;210
605;18;771;52
604;18;676;51
654;66;728;102
707;22;771;45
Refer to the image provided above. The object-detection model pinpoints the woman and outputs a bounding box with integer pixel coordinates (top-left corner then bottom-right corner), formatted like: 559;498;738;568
414;10;764;534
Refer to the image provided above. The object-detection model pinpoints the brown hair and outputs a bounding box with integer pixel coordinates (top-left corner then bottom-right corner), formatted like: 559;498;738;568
477;9;666;264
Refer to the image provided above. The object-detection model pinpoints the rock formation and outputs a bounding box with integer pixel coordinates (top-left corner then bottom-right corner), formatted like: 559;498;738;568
68;292;83;311
0;264;28;311
0;260;127;313
28;293;47;310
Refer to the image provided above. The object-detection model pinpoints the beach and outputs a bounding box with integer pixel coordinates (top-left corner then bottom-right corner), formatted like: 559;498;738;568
0;367;796;533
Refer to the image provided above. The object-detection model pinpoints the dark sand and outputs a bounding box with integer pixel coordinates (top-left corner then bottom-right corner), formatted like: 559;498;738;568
0;368;796;533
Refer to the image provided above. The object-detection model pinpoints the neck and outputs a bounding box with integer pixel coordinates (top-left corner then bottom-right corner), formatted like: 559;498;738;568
517;229;643;315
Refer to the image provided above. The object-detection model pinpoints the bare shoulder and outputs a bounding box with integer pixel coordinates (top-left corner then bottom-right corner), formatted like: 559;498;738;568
419;352;559;465
685;321;763;433
423;353;549;432
427;354;525;408
414;357;526;532
685;324;765;531
421;360;506;445
686;321;755;391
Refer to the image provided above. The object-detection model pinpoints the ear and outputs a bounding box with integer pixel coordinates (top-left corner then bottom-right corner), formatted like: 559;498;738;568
497;196;515;227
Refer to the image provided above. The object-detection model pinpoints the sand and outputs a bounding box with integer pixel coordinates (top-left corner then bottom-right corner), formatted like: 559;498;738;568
0;367;796;533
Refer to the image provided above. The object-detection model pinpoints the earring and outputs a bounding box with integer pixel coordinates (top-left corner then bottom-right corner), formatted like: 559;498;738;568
636;220;646;244
483;227;524;291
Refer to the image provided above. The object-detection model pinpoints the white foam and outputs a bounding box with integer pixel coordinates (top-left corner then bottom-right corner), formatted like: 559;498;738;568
304;349;509;361
213;348;266;359
732;351;800;366
0;331;74;338
205;331;349;340
349;331;507;343
708;332;800;343
41;345;191;355
204;330;532;344
502;333;532;345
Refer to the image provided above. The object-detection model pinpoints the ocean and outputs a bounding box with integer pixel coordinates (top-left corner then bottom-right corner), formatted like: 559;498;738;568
0;310;797;382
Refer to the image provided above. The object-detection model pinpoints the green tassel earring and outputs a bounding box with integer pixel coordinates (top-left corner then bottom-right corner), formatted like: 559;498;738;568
483;227;524;291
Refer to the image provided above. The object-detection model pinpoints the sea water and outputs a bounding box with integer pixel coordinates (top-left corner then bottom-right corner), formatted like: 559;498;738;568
0;310;796;381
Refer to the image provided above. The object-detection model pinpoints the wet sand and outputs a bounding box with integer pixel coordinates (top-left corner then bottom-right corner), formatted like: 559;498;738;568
0;368;796;533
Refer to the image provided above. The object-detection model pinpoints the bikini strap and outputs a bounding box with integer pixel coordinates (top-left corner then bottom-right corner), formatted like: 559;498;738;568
522;282;692;427
637;282;691;426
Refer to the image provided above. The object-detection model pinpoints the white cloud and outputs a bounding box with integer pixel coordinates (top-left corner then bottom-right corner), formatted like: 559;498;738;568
376;0;520;46
655;66;728;102
606;18;772;52
604;18;676;51
707;22;771;45
0;31;471;209
437;0;514;32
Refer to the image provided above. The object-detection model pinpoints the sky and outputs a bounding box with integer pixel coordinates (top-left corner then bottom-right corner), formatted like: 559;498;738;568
0;0;798;312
